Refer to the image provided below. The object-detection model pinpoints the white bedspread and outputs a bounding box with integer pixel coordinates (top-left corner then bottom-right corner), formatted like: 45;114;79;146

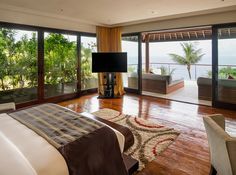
0;113;69;175
0;112;125;175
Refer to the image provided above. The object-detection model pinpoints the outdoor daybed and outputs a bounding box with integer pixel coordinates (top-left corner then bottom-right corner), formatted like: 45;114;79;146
197;77;236;103
128;73;184;94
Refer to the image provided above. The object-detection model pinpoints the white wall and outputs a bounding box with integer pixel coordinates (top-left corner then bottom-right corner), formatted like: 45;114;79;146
122;10;236;33
0;7;96;33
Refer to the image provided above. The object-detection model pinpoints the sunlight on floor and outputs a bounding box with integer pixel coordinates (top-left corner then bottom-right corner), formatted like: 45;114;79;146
142;80;212;106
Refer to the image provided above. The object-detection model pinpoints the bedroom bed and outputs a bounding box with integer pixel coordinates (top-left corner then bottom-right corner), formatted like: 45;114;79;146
0;103;135;175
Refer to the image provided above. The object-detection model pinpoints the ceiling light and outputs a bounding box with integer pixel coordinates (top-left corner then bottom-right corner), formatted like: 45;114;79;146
147;10;158;15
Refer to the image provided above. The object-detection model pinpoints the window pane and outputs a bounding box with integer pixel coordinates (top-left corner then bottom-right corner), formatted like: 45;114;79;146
44;32;77;98
122;36;139;89
217;27;236;104
81;36;97;90
0;28;38;103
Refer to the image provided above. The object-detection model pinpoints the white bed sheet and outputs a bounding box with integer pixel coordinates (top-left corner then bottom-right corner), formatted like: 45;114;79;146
0;112;125;175
0;113;69;175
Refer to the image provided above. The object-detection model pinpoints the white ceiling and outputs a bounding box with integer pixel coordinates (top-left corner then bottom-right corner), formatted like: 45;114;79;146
0;0;236;27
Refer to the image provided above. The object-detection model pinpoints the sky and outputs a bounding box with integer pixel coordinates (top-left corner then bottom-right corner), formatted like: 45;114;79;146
122;39;236;65
44;32;76;42
14;30;96;48
81;36;97;51
10;28;236;66
15;30;77;42
15;30;36;41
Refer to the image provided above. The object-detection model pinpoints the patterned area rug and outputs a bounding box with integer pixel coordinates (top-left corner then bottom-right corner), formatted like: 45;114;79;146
92;108;180;170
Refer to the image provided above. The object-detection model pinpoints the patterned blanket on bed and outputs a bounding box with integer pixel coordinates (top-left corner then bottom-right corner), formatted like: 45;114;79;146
9;103;127;175
9;104;103;148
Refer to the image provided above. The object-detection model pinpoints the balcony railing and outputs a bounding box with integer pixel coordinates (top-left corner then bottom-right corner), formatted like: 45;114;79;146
127;63;236;80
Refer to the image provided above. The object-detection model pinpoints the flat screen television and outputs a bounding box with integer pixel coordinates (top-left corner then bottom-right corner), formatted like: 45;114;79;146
92;52;127;73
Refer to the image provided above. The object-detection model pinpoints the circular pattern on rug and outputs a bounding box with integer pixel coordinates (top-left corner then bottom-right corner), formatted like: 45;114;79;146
92;108;180;171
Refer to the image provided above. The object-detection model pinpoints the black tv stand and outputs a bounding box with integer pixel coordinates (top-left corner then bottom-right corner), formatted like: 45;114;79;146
98;72;119;99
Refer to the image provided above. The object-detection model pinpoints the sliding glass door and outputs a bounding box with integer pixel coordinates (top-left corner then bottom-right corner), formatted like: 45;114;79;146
81;35;97;90
0;22;99;107
122;34;142;93
44;32;78;98
213;24;236;109
0;28;38;103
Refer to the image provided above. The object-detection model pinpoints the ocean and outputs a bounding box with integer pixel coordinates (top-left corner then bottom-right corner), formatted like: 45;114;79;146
127;55;236;80
122;38;236;80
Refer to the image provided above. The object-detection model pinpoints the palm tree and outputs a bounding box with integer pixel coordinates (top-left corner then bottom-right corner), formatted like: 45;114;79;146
169;42;204;79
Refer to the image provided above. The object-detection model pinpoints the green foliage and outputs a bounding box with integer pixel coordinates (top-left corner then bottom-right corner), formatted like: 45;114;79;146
219;67;236;79
169;42;204;79
159;66;175;76
0;28;39;90
80;41;97;89
0;28;96;92
0;29;12;90
0;28;20;90
207;70;212;78
160;66;167;75
44;33;77;85
207;67;236;79
128;66;136;73
81;42;96;80
14;33;38;87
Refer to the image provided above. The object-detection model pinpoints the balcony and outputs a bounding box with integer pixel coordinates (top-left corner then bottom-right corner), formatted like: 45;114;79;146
124;63;236;106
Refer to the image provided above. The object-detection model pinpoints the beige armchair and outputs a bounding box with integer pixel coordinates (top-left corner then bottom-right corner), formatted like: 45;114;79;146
203;114;236;175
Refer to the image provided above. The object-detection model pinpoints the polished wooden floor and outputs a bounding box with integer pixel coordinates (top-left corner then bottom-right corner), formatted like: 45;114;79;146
59;93;236;175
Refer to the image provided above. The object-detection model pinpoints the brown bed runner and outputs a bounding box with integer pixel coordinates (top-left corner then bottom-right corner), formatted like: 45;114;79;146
9;103;128;175
80;112;134;151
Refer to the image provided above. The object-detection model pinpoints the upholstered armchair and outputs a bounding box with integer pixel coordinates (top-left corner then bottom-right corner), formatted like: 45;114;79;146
0;102;15;113
203;114;236;175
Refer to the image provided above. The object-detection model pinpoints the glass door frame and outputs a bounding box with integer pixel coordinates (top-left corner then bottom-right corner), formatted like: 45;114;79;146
212;23;236;110
80;33;98;95
0;22;41;107
0;21;96;108
122;32;142;94
38;28;81;103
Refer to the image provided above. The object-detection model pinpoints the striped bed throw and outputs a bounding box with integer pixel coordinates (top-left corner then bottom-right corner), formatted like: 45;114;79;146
9;103;103;148
9;103;127;175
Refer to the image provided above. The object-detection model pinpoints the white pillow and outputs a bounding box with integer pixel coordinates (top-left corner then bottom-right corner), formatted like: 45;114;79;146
151;68;161;75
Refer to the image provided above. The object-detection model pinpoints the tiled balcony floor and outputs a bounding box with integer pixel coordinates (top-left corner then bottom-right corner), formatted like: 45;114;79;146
142;80;211;106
